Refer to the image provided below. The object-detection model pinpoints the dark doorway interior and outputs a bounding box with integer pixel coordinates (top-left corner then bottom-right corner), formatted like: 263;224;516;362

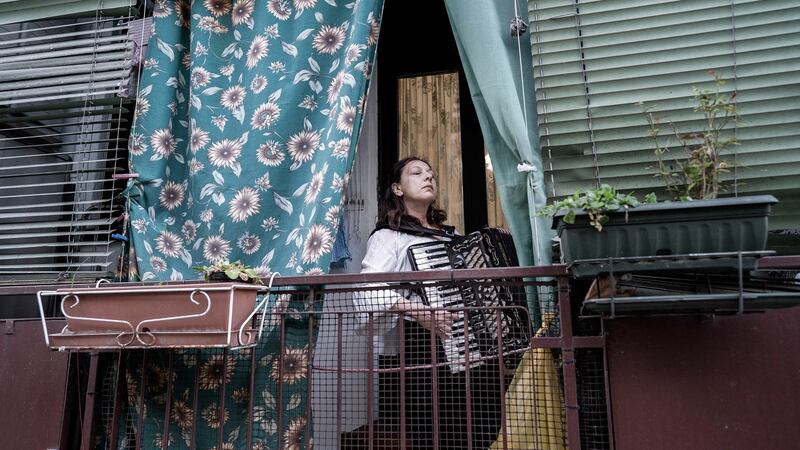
376;0;487;234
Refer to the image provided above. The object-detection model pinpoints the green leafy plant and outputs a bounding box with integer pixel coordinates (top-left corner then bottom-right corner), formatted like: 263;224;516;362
642;70;741;200
539;73;740;232
194;260;263;284
539;184;648;232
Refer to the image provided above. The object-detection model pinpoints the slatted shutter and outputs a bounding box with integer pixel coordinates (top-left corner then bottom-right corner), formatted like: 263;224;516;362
0;0;134;26
528;0;800;229
0;5;147;283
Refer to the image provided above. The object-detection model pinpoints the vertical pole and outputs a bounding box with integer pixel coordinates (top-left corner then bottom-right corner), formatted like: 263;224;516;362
366;312;374;450
603;345;615;450
162;351;174;450
496;310;508;450
190;350;200;450
217;348;229;450
276;313;286;449
464;308;473;450
558;275;581;450
246;343;257;450
305;290;315;450
108;352;126;449
398;312;406;450
529;306;540;447
135;351;147;450
80;353;100;450
336;312;343;448
430;310;440;450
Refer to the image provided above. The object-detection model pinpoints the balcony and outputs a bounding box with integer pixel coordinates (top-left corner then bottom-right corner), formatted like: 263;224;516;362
28;265;612;450
11;256;800;449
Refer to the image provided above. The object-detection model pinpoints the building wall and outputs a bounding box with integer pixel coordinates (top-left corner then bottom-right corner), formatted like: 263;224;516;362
606;308;800;450
0;320;71;449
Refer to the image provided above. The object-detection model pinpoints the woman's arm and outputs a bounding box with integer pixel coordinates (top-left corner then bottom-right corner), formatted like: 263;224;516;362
351;230;407;334
353;230;452;338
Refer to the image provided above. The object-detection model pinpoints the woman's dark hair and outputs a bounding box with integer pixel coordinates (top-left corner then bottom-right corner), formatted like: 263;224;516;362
377;156;448;229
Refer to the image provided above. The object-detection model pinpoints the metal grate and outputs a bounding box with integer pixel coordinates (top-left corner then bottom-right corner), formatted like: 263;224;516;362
79;268;610;450
576;348;611;450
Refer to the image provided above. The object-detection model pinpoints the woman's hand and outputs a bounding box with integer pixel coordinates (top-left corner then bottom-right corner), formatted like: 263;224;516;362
410;308;455;340
393;298;454;339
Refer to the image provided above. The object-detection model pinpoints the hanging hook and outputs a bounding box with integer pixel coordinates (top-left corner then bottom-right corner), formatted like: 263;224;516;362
237;272;281;346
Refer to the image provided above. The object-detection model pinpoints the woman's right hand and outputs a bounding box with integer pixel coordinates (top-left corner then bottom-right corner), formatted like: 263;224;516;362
409;308;455;340
393;298;455;340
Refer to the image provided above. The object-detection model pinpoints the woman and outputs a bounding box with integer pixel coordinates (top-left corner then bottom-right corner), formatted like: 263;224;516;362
351;156;501;449
356;156;456;344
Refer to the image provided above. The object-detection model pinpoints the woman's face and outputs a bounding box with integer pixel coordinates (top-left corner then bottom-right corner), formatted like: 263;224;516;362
393;160;437;206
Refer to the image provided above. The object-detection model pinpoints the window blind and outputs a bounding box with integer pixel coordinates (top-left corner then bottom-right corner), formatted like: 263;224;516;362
0;6;147;283
528;0;800;229
0;0;133;26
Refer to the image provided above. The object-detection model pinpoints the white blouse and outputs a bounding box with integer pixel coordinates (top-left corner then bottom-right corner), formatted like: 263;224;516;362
352;228;451;355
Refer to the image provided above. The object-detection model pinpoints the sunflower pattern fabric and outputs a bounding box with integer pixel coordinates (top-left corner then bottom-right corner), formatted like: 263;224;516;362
115;0;383;448
101;294;317;450
128;0;381;281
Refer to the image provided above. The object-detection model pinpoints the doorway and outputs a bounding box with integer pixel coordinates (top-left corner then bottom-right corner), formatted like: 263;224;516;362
376;0;488;234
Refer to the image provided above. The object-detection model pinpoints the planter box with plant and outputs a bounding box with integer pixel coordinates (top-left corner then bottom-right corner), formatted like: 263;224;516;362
37;282;264;350
541;72;778;271
195;260;264;284
35;262;272;350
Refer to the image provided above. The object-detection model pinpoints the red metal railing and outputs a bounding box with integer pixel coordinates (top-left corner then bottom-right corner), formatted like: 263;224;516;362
43;266;611;450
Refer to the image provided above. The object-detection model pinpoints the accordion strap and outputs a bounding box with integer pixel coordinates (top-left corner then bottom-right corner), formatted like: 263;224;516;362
371;222;457;240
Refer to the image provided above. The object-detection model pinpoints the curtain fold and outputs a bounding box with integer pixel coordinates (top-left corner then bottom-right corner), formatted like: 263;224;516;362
443;0;553;314
115;1;383;448
444;2;565;448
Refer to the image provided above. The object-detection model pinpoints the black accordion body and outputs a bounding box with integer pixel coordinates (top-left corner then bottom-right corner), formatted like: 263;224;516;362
406;227;531;372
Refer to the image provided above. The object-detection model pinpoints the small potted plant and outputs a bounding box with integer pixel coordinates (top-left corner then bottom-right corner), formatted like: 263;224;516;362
195;260;263;284
541;72;777;270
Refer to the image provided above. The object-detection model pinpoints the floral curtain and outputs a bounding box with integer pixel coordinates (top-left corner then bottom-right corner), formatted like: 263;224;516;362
116;0;383;448
128;0;381;280
104;294;316;450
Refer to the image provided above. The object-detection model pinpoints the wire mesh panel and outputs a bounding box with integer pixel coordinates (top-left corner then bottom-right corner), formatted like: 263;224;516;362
305;279;570;450
575;349;611;450
86;269;609;450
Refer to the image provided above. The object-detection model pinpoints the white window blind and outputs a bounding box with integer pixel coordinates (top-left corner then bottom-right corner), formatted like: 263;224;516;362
0;6;147;283
0;0;133;26
528;0;800;229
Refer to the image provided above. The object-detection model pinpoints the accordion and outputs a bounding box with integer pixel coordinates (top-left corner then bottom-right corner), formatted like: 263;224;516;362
407;227;531;372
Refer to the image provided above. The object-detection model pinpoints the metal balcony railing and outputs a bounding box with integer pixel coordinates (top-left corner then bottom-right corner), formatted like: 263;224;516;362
60;266;610;450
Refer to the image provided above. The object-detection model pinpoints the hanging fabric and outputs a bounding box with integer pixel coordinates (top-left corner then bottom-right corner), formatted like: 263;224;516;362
127;0;382;280
114;1;384;449
443;0;552;313
328;220;352;269
443;1;565;447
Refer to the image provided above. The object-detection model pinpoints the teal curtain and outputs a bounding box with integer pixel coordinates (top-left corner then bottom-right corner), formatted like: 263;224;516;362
444;0;552;316
128;0;381;280
116;0;383;448
108;294;316;450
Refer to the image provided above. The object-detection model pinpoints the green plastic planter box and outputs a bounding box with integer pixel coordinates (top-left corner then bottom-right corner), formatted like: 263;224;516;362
553;195;778;269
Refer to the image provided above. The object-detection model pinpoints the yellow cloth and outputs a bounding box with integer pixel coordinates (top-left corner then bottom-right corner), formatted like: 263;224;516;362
491;314;566;449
